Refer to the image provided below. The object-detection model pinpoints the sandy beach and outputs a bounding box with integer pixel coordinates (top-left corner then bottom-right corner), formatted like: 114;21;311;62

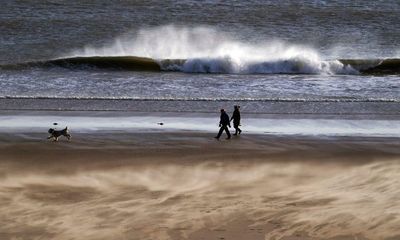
1;118;400;240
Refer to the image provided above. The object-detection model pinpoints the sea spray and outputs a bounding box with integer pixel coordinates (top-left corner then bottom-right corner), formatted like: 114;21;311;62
69;25;356;75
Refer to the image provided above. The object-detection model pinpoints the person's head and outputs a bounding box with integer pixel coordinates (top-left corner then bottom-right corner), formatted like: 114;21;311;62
234;105;240;110
220;108;225;113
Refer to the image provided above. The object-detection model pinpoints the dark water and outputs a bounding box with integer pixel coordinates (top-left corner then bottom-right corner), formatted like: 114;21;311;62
2;0;400;62
1;0;399;113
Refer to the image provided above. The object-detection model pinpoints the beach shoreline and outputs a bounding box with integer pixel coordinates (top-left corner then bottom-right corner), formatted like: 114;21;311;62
1;110;399;140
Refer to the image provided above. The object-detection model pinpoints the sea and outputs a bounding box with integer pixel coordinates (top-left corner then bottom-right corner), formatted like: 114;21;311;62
0;0;399;116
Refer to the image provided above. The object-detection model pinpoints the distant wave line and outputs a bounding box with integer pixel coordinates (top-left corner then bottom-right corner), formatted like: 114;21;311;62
1;96;399;103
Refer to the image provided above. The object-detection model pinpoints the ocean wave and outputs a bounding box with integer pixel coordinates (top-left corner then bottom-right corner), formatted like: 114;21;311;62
339;58;400;75
0;56;161;71
1;56;400;75
2;26;399;75
160;56;357;74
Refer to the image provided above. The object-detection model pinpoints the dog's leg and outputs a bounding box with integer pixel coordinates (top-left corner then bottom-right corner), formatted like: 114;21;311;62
54;137;59;142
66;134;71;141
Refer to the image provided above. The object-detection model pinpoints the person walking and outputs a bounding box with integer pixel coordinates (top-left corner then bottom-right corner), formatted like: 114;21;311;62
230;105;242;135
214;109;231;140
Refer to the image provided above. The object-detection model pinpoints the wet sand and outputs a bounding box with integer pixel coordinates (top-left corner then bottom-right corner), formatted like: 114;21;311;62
0;130;400;240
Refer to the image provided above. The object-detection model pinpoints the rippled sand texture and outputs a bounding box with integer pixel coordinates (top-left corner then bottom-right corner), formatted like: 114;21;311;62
0;133;399;240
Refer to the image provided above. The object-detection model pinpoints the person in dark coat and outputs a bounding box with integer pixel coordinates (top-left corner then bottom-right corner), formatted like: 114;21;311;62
230;105;242;135
214;109;231;140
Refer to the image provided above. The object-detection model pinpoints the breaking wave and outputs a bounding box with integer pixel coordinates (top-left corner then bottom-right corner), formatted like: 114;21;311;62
1;26;400;75
2;56;400;75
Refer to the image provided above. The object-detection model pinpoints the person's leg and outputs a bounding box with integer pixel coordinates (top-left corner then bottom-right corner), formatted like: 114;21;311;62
236;122;242;134
233;123;239;135
224;126;231;139
215;126;224;139
233;122;239;135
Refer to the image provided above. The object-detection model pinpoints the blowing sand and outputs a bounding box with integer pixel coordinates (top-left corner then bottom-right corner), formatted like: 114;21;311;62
0;131;399;240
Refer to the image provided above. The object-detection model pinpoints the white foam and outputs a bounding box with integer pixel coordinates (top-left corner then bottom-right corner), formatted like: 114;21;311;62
175;57;356;74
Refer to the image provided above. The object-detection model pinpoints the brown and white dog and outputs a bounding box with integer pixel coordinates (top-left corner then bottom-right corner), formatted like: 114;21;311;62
47;127;71;141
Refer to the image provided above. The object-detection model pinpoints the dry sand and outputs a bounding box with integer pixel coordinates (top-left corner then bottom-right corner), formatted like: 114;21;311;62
0;132;399;240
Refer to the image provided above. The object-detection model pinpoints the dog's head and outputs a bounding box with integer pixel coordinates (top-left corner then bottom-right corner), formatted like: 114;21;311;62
48;128;54;134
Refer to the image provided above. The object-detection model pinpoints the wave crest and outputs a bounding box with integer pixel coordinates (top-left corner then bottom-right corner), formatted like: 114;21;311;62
3;56;400;75
166;56;356;74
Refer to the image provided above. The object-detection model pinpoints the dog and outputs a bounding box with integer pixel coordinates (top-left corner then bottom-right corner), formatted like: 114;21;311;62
47;127;71;141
